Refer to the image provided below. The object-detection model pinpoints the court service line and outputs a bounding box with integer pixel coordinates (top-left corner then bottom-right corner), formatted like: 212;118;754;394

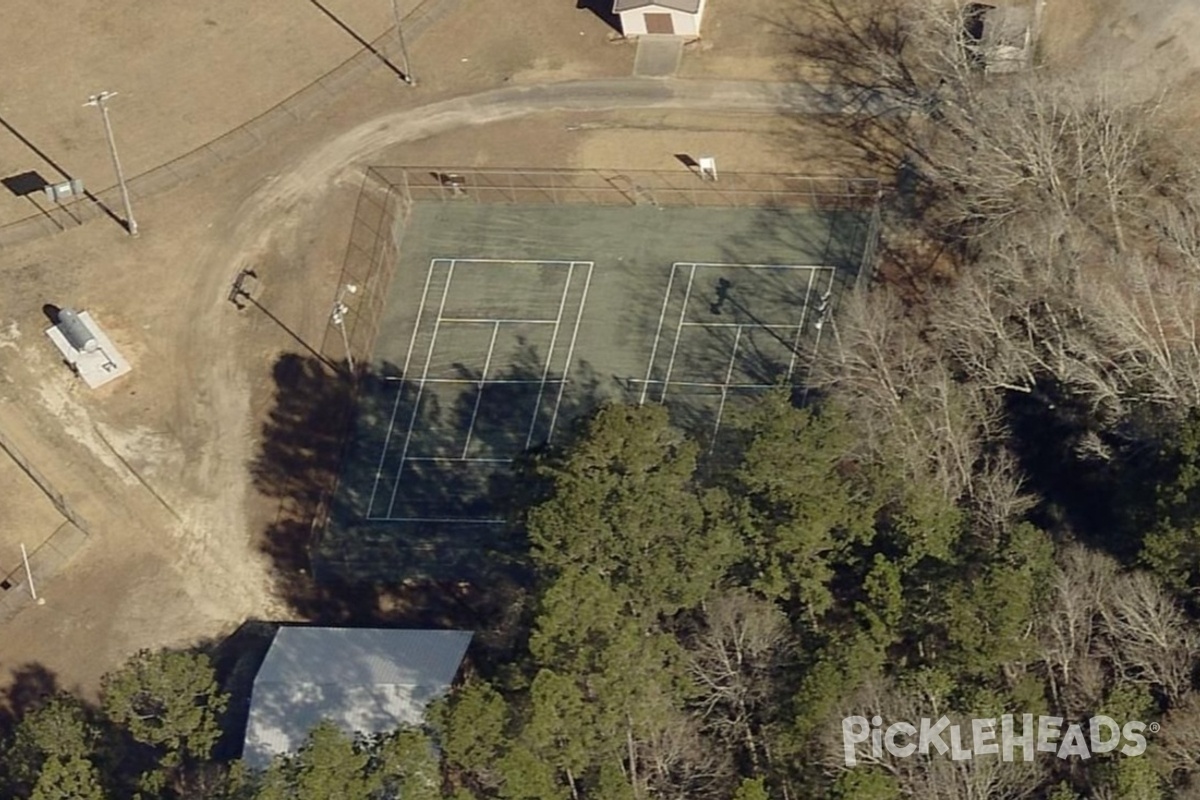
441;258;579;266
461;321;501;459
386;261;457;518
366;257;441;518
659;263;697;404
403;456;513;464
787;268;819;380
640;262;678;406
421;377;566;386
526;262;575;448
440;317;559;325
711;324;744;450
546;263;593;442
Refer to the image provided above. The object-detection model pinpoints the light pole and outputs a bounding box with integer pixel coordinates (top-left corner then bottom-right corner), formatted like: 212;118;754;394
331;284;358;376
390;0;414;85
84;91;138;237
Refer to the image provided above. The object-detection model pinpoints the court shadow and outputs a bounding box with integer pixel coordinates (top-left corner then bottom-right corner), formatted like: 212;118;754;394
249;351;602;656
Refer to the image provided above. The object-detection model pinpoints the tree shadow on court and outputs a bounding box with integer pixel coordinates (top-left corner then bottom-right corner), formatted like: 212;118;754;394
249;347;603;653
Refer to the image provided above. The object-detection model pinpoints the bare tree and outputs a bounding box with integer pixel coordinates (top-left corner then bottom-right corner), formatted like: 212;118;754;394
639;710;733;800
1156;694;1200;780
821;675;1042;800
819;287;1019;511
1080;253;1200;409
686;591;791;772
1035;546;1118;716
1099;570;1199;707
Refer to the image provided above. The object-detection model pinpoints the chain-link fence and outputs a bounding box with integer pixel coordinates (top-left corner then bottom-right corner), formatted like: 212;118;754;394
319;168;414;373
324;166;883;374
307;165;884;566
373;166;881;210
325;166;882;368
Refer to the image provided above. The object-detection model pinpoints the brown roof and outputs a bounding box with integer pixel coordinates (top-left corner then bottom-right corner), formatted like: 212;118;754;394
613;0;701;13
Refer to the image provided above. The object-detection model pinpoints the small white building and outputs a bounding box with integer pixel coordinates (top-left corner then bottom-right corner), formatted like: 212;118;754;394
613;0;707;37
242;627;472;769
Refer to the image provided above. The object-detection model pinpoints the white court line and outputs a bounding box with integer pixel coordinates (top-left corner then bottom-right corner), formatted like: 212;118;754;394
366;257;442;518
404;456;514;464
680;321;804;329
640;263;678;406
659;263;697;404
421;377;566;386
441;258;578;266
461;322;501;459
440;317;559;325
711;325;744;449
787;268;819;380
525;262;575;448
546;263;594;443
385;261;457;518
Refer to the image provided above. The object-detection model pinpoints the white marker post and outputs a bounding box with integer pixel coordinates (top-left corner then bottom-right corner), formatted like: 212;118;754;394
20;543;44;605
389;0;415;85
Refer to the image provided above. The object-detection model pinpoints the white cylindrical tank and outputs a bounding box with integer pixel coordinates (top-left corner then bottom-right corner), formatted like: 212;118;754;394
58;308;98;353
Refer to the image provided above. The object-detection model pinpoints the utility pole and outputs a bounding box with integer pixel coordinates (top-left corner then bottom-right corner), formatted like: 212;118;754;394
84;91;138;237
390;0;415;85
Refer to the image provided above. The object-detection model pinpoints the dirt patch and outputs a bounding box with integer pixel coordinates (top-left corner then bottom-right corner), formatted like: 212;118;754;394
1040;0;1200;93
678;0;795;81
0;441;63;582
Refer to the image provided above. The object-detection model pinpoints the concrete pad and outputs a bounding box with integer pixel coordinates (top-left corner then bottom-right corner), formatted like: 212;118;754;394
46;311;132;389
634;36;684;77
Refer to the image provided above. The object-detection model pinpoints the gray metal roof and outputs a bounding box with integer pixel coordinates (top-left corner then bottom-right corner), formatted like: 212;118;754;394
613;0;701;13
243;628;472;769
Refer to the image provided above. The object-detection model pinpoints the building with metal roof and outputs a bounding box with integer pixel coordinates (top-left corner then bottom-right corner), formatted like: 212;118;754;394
242;627;472;769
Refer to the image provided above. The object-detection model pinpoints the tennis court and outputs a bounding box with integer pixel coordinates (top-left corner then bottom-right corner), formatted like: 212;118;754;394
317;174;877;584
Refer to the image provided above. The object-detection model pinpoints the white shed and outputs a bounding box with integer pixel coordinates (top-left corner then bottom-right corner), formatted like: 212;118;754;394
242;627;472;769
613;0;707;37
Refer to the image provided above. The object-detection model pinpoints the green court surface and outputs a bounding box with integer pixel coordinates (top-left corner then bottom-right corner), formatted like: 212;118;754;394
316;200;872;584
